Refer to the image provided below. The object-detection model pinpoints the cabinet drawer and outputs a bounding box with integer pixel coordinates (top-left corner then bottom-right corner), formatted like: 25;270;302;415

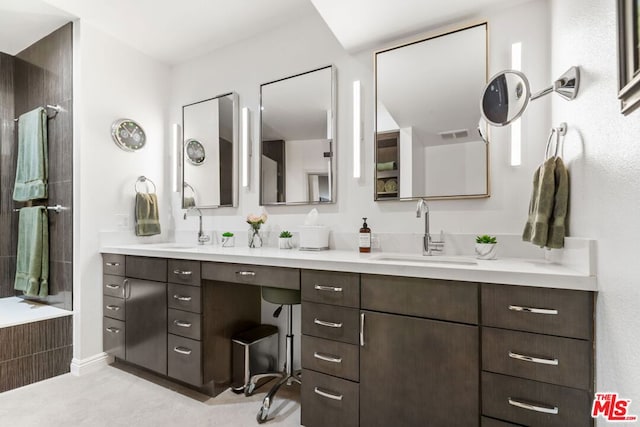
202;262;300;290
168;259;201;286
482;327;592;390
302;335;359;382
168;283;201;313
301;369;359;427
481;284;594;340
482;372;593;427
168;334;202;386
302;302;360;345
103;274;125;298
481;417;522;427
168;309;201;341
301;270;359;308
362;274;478;324
103;254;125;276
103;295;125;321
125;256;167;282
103;317;125;360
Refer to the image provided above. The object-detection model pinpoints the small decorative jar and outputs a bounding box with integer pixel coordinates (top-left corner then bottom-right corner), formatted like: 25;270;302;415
221;233;235;248
279;237;293;249
475;243;497;260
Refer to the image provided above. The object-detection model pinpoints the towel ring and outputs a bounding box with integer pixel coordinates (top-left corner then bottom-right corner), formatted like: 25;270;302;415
135;176;157;194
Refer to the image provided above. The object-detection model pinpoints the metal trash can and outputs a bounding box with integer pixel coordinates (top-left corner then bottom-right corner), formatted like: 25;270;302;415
231;324;278;393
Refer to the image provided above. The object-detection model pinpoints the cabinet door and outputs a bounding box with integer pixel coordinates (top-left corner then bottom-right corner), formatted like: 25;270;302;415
125;278;167;374
360;311;479;427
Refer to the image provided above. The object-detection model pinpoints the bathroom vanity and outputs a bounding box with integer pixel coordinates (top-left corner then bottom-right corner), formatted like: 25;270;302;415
101;245;596;427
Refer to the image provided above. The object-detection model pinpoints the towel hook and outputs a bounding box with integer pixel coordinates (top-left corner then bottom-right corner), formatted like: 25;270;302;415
135;176;157;194
544;122;567;159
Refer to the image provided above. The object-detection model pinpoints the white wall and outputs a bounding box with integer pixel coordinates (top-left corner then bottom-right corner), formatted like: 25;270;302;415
73;21;170;362
285;139;330;202
550;0;640;409
424;141;487;197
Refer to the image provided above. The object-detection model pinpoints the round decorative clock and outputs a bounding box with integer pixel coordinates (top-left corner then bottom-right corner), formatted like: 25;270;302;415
111;119;146;151
185;139;206;165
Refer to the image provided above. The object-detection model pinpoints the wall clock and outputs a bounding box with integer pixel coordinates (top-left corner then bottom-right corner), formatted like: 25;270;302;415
111;118;146;151
185;138;206;165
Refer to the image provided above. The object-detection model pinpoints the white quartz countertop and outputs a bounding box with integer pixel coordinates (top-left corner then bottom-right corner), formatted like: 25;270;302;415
100;244;597;291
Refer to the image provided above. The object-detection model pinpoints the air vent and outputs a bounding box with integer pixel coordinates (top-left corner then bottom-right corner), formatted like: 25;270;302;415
438;129;469;140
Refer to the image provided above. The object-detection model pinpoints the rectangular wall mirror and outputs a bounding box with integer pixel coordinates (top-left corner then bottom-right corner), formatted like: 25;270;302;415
182;92;238;208
260;65;336;205
375;22;489;201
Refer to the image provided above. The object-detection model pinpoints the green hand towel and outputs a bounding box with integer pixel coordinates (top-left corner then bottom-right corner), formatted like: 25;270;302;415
376;161;396;171
13;107;48;201
135;192;161;236
546;157;569;249
14;207;49;297
183;196;196;208
523;157;556;247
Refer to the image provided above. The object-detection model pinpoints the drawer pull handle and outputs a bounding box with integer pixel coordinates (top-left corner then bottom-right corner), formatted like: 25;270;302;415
173;294;193;302
314;318;343;328
236;271;256;276
105;262;120;267
106;305;121;311
360;313;365;347
508;398;559;415
313;352;342;363
314;387;343;401
314;284;343;292
105;327;120;333
173;346;192;355
173;269;193;276
508;305;558;315
106;284;120;289
173;320;192;328
509;351;559;366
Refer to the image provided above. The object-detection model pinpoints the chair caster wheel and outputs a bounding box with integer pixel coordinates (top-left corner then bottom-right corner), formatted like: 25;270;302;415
244;382;256;397
257;406;269;424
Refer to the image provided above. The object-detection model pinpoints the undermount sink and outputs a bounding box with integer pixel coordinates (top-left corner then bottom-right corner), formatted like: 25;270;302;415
372;254;478;266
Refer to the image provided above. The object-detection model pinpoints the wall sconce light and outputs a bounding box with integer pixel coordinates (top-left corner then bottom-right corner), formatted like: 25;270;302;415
353;80;362;179
242;107;251;188
172;123;182;192
511;42;522;167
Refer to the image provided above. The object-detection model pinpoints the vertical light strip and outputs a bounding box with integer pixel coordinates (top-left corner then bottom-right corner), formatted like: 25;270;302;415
241;107;250;188
352;80;362;178
511;42;522;166
172;123;181;192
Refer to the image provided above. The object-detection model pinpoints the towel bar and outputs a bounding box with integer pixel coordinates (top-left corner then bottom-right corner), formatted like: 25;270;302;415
13;105;62;122
12;205;68;214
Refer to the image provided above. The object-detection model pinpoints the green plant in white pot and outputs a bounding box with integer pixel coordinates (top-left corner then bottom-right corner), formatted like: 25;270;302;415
279;230;293;249
221;231;235;248
475;235;497;260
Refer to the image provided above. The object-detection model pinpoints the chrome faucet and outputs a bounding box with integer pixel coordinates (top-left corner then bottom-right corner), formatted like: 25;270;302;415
416;199;444;256
183;207;210;245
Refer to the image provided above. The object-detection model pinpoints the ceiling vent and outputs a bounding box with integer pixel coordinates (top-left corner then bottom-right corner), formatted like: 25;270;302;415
438;129;469;140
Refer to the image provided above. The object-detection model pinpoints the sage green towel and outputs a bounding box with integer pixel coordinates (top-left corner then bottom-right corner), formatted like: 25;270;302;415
523;157;556;247
183;196;196;208
546;157;569;249
14;207;49;297
376;161;396;171
135;192;161;236
13;107;48;201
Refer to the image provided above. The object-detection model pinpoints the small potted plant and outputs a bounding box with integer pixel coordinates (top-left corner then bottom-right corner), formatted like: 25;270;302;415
279;230;293;249
221;231;235;248
475;235;497;260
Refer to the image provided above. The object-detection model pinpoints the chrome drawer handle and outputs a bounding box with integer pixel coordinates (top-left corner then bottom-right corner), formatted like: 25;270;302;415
314;318;343;328
509;351;559;366
106;305;121;311
105;327;120;333
313;352;342;363
236;271;256;276
173;269;193;276
173;294;192;302
508;398;559;415
508;305;558;315
173;346;192;355
106;284;120;289
314;387;343;401
173;320;192;328
360;313;365;347
314;284;343;292
105;262;120;267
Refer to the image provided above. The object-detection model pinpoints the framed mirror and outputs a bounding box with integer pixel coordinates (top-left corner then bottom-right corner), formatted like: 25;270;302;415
182;92;238;208
260;65;336;205
375;22;489;201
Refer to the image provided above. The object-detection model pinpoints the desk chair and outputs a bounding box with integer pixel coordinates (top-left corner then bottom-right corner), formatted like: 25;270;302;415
245;287;302;423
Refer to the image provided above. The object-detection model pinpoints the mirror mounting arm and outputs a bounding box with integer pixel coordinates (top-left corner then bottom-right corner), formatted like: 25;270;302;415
531;66;580;101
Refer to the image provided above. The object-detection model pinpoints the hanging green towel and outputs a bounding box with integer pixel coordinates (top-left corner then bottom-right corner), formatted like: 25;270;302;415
14;207;49;297
523;157;556;247
13;107;48;201
546;157;569;249
135;192;161;236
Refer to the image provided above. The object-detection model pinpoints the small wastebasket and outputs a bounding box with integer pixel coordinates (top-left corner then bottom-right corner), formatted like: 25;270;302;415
231;324;278;393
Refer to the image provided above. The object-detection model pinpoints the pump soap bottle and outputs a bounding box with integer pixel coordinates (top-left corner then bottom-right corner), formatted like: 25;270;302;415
359;218;371;253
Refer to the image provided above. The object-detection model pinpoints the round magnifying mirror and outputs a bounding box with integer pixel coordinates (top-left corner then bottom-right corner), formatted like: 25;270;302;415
481;70;531;126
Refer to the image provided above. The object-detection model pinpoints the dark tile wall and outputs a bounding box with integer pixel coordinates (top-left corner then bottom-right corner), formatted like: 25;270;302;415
0;316;73;392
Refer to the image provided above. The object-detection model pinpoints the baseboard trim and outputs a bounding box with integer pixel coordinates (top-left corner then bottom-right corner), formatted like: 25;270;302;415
70;352;112;376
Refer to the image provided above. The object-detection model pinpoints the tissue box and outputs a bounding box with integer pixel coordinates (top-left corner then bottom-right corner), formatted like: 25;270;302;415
299;225;330;250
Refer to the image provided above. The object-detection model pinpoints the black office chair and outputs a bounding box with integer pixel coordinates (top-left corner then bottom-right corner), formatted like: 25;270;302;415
244;287;301;424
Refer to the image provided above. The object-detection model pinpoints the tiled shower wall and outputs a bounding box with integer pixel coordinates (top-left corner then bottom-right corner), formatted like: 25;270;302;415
0;23;73;310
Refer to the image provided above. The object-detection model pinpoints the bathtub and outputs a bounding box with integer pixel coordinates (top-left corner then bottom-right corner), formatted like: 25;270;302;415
0;296;72;329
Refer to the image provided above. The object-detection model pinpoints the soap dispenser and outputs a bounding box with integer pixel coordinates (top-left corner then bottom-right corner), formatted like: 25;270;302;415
359;218;371;253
